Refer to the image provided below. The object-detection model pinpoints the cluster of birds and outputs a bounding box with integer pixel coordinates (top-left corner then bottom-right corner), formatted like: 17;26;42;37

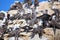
0;0;60;40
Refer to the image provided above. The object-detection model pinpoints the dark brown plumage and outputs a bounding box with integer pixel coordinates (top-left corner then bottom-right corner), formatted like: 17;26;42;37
0;13;5;20
34;0;39;7
10;2;22;10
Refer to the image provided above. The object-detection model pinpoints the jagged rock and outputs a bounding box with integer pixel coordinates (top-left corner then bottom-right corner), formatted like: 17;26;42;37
38;2;54;15
1;1;60;40
54;29;60;40
52;2;60;9
8;10;18;16
13;19;27;27
43;28;54;40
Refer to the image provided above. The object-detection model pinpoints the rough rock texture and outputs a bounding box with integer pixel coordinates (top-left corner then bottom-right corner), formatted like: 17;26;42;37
54;29;60;40
38;2;54;15
43;28;54;40
6;1;60;40
8;10;18;15
53;2;60;9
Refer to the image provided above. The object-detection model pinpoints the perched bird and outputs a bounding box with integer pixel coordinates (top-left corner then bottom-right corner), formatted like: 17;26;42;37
21;25;33;33
31;24;44;39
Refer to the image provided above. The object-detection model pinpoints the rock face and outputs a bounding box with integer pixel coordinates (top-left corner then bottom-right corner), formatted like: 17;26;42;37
38;2;54;15
54;29;60;40
43;28;60;40
4;29;60;40
1;1;60;40
43;28;54;40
